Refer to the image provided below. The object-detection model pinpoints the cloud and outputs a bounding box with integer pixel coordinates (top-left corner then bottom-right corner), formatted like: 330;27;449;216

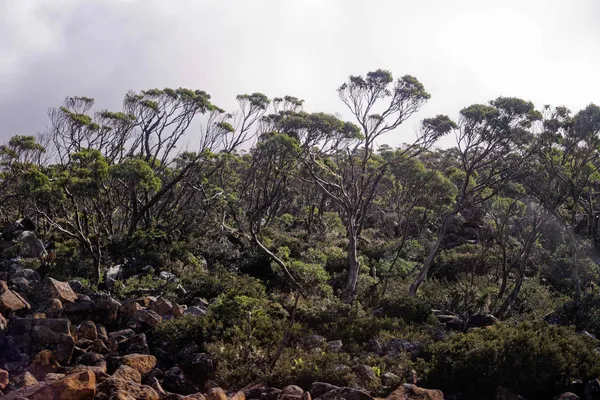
1;0;599;149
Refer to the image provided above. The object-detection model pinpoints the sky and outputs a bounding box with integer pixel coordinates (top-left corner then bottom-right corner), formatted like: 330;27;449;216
1;0;600;149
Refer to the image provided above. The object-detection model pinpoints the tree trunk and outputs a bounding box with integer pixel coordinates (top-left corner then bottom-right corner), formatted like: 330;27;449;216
344;224;360;303
409;215;452;297
566;224;581;303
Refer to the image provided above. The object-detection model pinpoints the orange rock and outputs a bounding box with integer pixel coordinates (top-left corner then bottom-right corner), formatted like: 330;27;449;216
2;368;96;400
28;349;60;380
41;277;78;303
386;384;443;400
0;368;8;390
229;391;245;400
119;353;157;375
206;387;227;400
112;365;142;384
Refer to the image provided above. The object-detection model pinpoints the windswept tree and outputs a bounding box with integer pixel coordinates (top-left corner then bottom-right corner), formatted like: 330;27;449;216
521;104;600;302
409;97;541;296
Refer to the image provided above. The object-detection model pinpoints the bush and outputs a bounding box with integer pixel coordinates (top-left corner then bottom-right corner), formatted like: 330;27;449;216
425;322;600;399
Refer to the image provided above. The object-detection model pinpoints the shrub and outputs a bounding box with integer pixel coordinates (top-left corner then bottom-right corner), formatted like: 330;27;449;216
425;322;600;399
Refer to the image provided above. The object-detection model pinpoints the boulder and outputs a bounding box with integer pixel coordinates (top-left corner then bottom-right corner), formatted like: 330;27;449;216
76;352;107;371
12;370;39;388
555;393;579;400
326;340;343;352
8;317;75;364
15;231;47;258
310;382;339;398
2;218;35;240
131;309;162;328
172;304;186;317
40;277;77;303
206;387;227;400
0;285;30;315
181;353;215;384
384;339;423;358
119;354;157;375
382;372;401;387
386;384;443;400
468;313;499;328
113;364;142;384
95;376;159;400
27;349;59;380
184;306;206;317
8;277;30;294
2;368;96;400
117;333;150;354
105;265;123;290
163;366;198;395
149;297;173;316
0;367;8;390
281;385;304;399
303;335;326;349
76;320;98;341
317;387;373;400
353;364;377;382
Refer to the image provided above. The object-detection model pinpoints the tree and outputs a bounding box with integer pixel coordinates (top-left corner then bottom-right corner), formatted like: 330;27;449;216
409;97;541;296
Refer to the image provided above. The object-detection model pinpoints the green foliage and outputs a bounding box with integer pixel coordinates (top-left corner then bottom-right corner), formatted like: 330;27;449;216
426;322;600;399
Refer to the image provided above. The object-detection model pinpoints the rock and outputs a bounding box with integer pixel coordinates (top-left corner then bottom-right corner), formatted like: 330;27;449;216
382;372;401;387
2;368;96;400
8;317;75;364
105;265;123;290
468;313;499;328
119;354;157;375
365;339;383;355
68;280;96;297
41;277;77;303
148;376;167;396
181;353;215;385
76;320;98;341
109;328;136;340
95;376;159;400
303;335;326;349
310;382;339;398
77;352;107;370
353;364;377;382
132;309;162;328
159;271;176;281
555;393;579;400
261;387;281;400
0;283;31;315
184;306;206;317
120;299;142;320
149;297;173;316
172;304;186;317
118;333;149;354
206;387;227;400
27;349;59;380
0;367;8;390
90;339;110;354
9;277;30;294
40;298;63;318
109;390;137;400
386;384;443;400
317;387;373;400
282;385;304;397
385;339;423;357
15;231;47;258
326;340;343;352
2;218;35;240
302;393;311;400
163;366;198;395
14;370;39;388
229;392;245;400
113;364;141;384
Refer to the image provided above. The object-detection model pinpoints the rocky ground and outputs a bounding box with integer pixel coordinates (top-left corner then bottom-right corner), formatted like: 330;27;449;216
0;256;449;400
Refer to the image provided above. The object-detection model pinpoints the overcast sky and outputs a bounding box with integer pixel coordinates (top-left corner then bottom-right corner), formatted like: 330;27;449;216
1;0;600;148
